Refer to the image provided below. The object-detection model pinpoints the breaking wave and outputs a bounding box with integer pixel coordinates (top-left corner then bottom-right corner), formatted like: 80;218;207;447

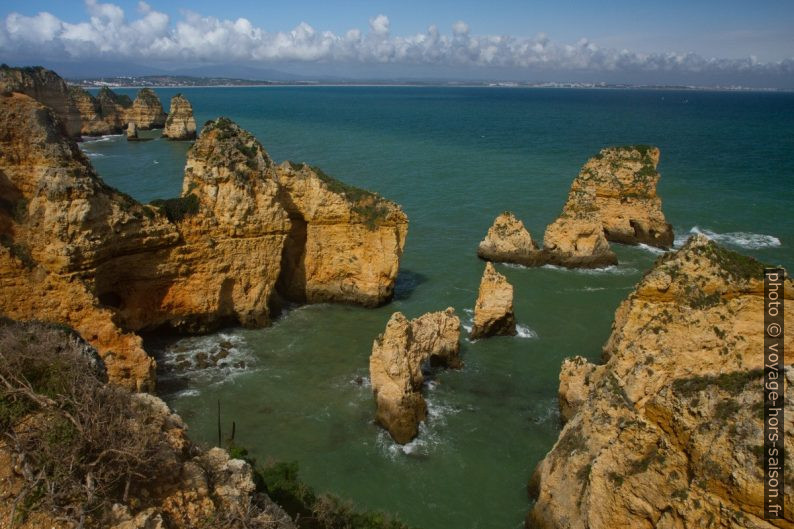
681;226;781;250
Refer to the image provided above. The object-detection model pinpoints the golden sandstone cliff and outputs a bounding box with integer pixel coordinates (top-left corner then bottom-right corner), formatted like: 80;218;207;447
163;94;197;140
479;146;673;268
0;65;83;138
0;91;407;391
528;234;793;529
128;87;167;129
369;309;461;443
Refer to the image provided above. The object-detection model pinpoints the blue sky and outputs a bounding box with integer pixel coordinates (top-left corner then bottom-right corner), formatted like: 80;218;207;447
1;0;793;85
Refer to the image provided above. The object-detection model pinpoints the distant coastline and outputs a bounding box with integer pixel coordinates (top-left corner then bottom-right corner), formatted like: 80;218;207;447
70;75;788;92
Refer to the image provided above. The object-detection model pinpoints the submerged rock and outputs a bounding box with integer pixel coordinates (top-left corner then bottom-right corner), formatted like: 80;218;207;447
128;87;166;129
527;235;794;528
0;65;82;137
162;94;197;140
369;308;461;444
477;211;543;266
470;262;517;339
0;92;408;390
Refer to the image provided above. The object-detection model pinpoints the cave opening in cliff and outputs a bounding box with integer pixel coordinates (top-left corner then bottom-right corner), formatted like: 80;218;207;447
277;213;308;304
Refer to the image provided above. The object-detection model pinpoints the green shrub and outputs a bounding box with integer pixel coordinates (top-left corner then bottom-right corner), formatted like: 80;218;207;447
150;193;200;222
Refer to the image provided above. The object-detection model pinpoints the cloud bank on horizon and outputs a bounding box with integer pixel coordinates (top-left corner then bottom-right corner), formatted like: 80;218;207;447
1;0;792;84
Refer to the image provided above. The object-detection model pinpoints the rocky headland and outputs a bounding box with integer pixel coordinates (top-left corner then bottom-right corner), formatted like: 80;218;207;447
527;235;793;528
470;262;517;339
0;88;407;391
0;64;83;138
162;94;197;140
128;87;167;130
479;146;672;268
369;308;461;443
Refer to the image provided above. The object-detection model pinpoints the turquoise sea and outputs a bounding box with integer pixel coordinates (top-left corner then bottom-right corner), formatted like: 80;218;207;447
82;87;794;529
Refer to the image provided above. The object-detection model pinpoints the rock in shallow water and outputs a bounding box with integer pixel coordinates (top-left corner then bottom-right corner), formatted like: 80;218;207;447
470;262;517;339
369;308;461;444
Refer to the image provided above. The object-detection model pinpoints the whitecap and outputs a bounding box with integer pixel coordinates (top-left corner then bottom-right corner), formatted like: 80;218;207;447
81;134;122;144
636;243;666;255
156;330;254;387
541;264;637;276
687;226;781;250
175;389;200;398
515;324;538;339
502;262;529;269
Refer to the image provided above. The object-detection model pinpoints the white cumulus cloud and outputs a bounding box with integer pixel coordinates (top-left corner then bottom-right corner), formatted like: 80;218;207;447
0;0;791;80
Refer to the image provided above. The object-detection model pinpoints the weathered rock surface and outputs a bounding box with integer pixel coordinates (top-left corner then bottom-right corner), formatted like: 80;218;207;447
470;262;517;339
541;216;617;268
527;234;794;529
128;88;166;129
96;86;133;132
69;86;115;136
563;145;674;248
477;212;543;266
162;94;197;140
369;308;461;443
0;94;407;390
276;161;408;307
0;323;295;529
481;147;671;269
127;121;139;140
0;65;82;137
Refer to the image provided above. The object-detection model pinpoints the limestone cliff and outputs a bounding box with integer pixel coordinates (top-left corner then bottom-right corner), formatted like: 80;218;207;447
128;88;166;129
0;65;82;138
97;86;133;131
163;94;197;140
478;212;543;266
0;94;407;391
527;235;793;529
69;86;115;136
276;161;408;307
470;262;517;339
479;147;671;269
370;308;461;443
559;145;673;248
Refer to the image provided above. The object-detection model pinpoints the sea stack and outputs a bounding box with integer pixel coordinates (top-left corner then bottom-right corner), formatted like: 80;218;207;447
560;145;674;248
163;93;197;140
275;160;408;307
369;308;461;443
69;86;113;136
527;234;793;528
126;121;139;140
477;211;543;266
128;87;166;129
96;86;133;132
470;262;517;339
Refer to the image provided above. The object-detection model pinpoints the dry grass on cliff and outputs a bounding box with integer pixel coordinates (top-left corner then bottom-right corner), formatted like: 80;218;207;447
0;320;178;527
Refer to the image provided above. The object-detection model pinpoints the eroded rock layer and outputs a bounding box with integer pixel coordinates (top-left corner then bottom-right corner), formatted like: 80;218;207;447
0;94;407;391
369;308;461;443
0;65;82;137
163;94;197;140
527;234;793;529
470;262;517;339
561;145;674;248
276;161;408;307
128;87;167;129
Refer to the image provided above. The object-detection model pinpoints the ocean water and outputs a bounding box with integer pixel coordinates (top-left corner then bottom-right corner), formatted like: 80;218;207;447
82;87;794;529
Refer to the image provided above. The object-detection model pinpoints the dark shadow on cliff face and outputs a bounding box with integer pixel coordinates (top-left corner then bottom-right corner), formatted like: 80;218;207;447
277;209;308;303
392;269;428;301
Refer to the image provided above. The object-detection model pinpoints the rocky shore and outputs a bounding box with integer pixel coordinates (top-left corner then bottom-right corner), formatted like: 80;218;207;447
0;72;407;392
527;235;793;528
